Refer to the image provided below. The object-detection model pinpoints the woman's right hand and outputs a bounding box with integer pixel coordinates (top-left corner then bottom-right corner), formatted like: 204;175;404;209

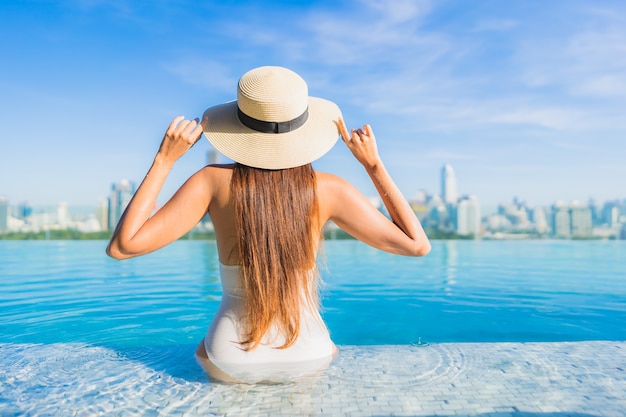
156;116;204;166
338;117;382;171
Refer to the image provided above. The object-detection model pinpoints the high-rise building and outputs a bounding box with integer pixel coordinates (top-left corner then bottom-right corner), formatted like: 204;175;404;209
570;204;592;238
551;201;592;238
552;202;571;238
441;164;458;205
532;207;549;234
97;198;109;232
456;195;481;236
602;202;620;227
588;197;601;225
499;201;530;227
108;179;136;230
15;201;32;220
208;148;220;165
57;202;70;228
0;196;8;233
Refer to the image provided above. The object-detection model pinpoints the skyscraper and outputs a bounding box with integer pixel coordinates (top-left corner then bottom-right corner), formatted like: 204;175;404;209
552;201;593;238
108;179;136;230
552;202;571;238
208;148;220;165
570;203;592;238
602;202;620;227
456;195;481;236
532;207;549;234
0;196;8;233
57;202;70;228
15;201;32;220
97;198;109;232
441;164;458;205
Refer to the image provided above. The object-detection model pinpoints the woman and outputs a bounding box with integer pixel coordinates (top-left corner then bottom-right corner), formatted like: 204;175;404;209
107;66;430;383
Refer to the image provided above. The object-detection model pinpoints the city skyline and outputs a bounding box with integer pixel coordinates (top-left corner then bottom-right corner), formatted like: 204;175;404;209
2;161;624;215
0;164;626;214
2;161;624;239
1;1;625;207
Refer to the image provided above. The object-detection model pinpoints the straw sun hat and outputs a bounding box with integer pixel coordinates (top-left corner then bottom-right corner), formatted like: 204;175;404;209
201;66;342;170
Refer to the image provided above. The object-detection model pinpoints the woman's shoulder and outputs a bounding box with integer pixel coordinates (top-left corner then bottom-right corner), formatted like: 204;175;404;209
315;171;355;193
315;171;347;185
315;171;363;215
196;163;235;180
182;164;234;196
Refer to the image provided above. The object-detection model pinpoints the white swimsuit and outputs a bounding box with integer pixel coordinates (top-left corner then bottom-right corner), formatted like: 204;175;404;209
203;263;335;383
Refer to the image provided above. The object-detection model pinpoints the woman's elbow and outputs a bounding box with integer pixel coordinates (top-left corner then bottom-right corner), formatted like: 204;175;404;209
106;240;132;260
411;239;431;257
106;243;122;260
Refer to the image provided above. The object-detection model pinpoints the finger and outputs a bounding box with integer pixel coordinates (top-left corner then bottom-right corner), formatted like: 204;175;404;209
181;118;199;136
364;124;374;138
351;129;362;142
190;122;204;144
176;119;193;133
167;116;185;133
337;118;352;144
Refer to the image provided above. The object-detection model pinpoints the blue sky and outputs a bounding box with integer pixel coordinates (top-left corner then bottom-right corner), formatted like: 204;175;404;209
1;0;625;210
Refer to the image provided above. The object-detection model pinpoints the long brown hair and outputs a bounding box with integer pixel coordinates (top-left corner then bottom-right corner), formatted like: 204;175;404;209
231;162;320;350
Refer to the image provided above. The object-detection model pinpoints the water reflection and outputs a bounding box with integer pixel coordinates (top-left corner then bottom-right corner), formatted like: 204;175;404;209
441;240;458;295
195;241;221;301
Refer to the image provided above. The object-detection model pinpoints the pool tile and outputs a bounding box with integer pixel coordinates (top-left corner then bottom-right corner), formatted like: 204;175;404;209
2;341;626;416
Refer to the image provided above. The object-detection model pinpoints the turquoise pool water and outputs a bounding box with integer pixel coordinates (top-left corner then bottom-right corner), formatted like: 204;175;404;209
1;240;625;347
1;240;625;416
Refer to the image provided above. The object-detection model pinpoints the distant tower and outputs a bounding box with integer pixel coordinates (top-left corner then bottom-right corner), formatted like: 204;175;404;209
57;202;70;228
532;207;549;235
208;148;220;165
0;196;8;233
602;201;620;227
552;201;592;238
97;198;109;232
16;201;32;220
570;202;592;238
108;179;136;230
441;164;458;205
456;195;481;236
552;201;571;238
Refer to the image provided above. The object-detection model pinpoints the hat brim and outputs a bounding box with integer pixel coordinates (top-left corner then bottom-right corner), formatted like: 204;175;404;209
202;97;341;169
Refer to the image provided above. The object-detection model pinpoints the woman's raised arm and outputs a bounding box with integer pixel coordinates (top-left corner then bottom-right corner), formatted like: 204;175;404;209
106;117;208;260
319;119;430;257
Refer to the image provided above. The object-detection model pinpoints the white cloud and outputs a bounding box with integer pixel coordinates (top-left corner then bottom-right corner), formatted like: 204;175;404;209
516;15;626;100
570;74;626;98
489;107;588;131
160;0;626;205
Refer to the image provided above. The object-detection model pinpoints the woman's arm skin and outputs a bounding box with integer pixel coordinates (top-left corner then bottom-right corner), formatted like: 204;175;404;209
106;116;208;260
319;119;430;257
